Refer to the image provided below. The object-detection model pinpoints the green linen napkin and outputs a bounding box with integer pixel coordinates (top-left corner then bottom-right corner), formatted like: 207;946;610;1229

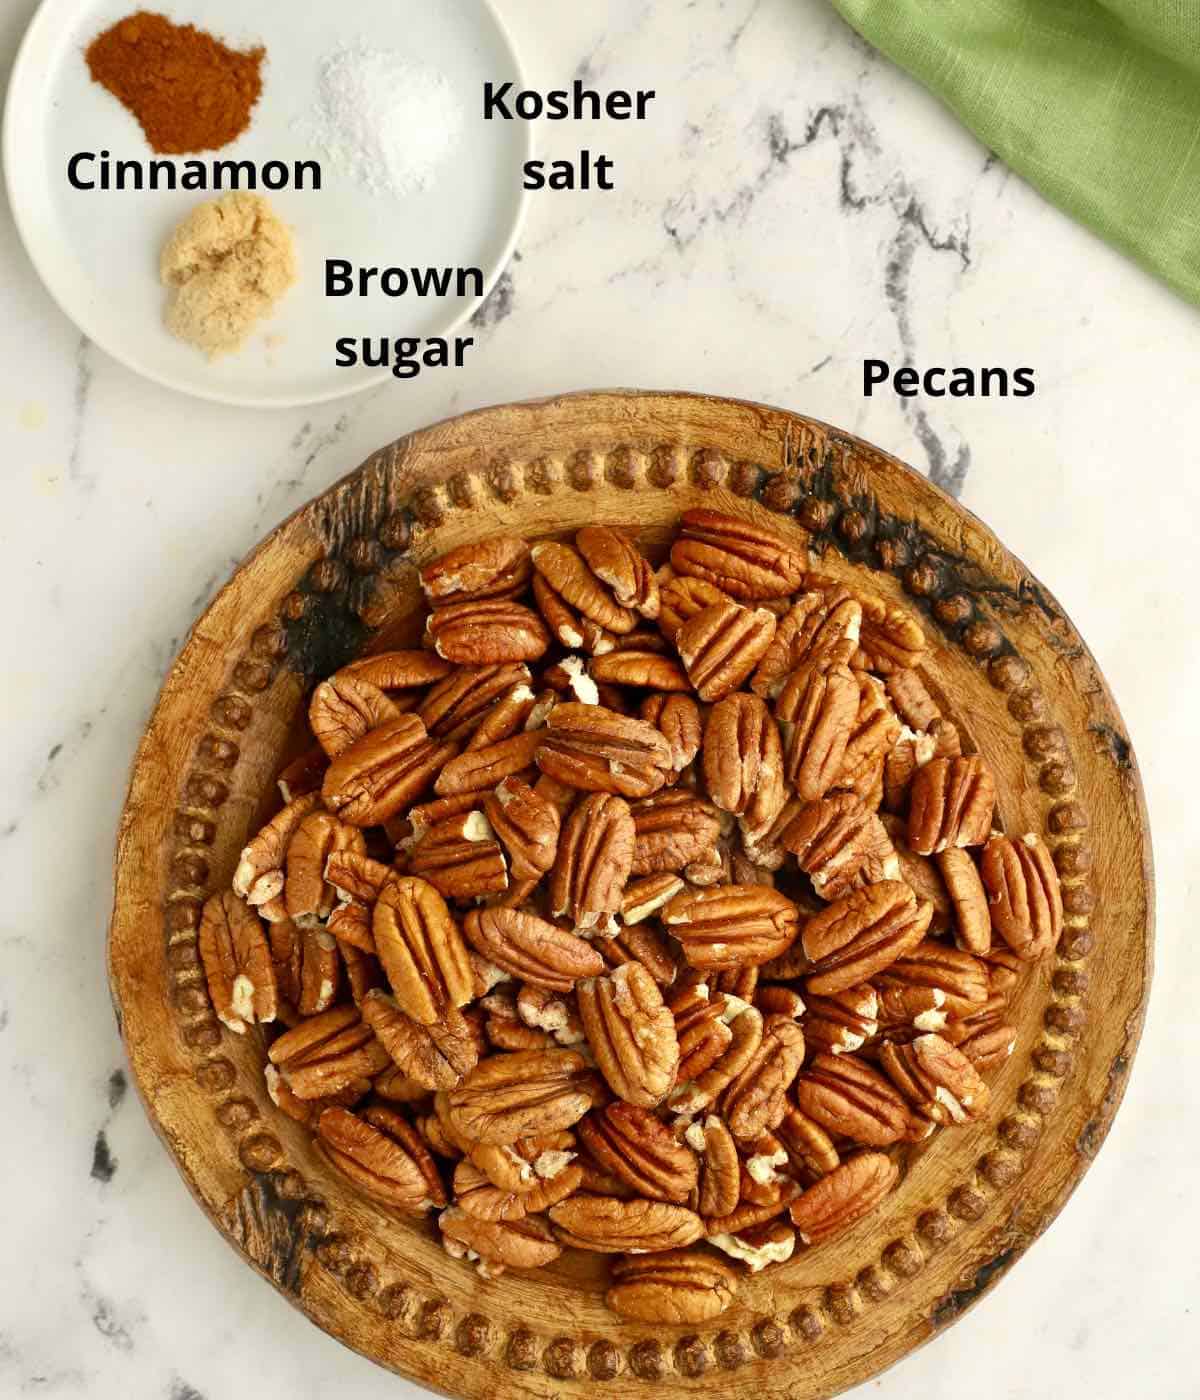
829;0;1200;306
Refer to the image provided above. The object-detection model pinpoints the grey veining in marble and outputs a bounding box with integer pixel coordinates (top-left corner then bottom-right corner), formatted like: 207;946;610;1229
1;0;1197;1396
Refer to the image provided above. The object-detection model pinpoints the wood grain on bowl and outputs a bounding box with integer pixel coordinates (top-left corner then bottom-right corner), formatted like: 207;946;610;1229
108;390;1152;1398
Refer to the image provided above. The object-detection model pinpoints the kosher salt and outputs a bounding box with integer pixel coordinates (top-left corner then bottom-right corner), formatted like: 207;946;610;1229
305;44;464;198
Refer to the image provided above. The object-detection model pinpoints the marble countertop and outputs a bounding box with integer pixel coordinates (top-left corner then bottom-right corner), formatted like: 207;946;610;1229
2;0;1195;1396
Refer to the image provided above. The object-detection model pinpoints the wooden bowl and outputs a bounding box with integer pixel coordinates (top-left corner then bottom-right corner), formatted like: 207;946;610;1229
108;390;1152;1398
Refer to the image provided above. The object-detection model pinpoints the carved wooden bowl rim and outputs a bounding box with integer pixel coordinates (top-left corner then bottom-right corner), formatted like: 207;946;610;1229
107;389;1153;1398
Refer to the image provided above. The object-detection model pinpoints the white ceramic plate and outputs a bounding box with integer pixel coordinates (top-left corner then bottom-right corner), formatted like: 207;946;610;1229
4;0;529;407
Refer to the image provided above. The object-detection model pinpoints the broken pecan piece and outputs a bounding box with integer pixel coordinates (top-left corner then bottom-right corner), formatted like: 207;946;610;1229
721;1017;806;1140
639;693;702;773
980;833;1063;960
232;792;320;919
409;809;509;900
284;810;366;923
802;984;880;1057
481;776;561;880
418;662;532;742
531;540;638;636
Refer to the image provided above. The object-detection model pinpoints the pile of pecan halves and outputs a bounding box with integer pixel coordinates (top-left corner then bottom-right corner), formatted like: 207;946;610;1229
197;509;1063;1324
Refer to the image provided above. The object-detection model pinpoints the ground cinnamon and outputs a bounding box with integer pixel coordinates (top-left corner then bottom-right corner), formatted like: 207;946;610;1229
85;11;265;155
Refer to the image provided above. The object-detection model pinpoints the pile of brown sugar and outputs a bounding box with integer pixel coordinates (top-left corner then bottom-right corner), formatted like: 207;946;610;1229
85;11;264;154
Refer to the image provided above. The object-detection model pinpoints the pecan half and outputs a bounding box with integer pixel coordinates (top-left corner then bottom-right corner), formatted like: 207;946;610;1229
426;598;550;665
776;1106;840;1184
676;600;778;702
420;535;532;604
803;881;933;994
440;1206;562;1277
943;997;1017;1073
837;674;902;804
316;1105;446;1213
409;809;509;899
639;693;702;773
776;661;859;802
789;1151;898;1245
606;1250;738;1322
877;939;990;1018
671;508;807;600
803;984;880;1056
374;876;475;1024
937;847;991;954
233;792;320;918
703;693;786;846
549;792;635;935
549;1196;704;1252
198;891;276;1033
783;792;900;900
689;1114;741;1217
482;776;561;880
268;1005;391;1099
419;663;532;741
537;703;673;798
589;650;690;691
794;1054;914;1147
445;1050;605;1145
630;790;723;876
751;588;862;696
577;964;679;1107
604;909;681;977
452;1157;582;1221
578;1102;698;1203
908;755;996;854
851;592;925;673
980;833;1063;960
879;1033;990;1124
531;540;638;636
433;730;543;797
657;570;732;641
341;649;454;690
721;1017;806;1140
669;999;764;1115
884;668;939;730
308;673;400;759
577;525;660;618
284;811;366;922
323;715;454;826
361;990;480;1091
463;907;605;991
664;885;800;971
